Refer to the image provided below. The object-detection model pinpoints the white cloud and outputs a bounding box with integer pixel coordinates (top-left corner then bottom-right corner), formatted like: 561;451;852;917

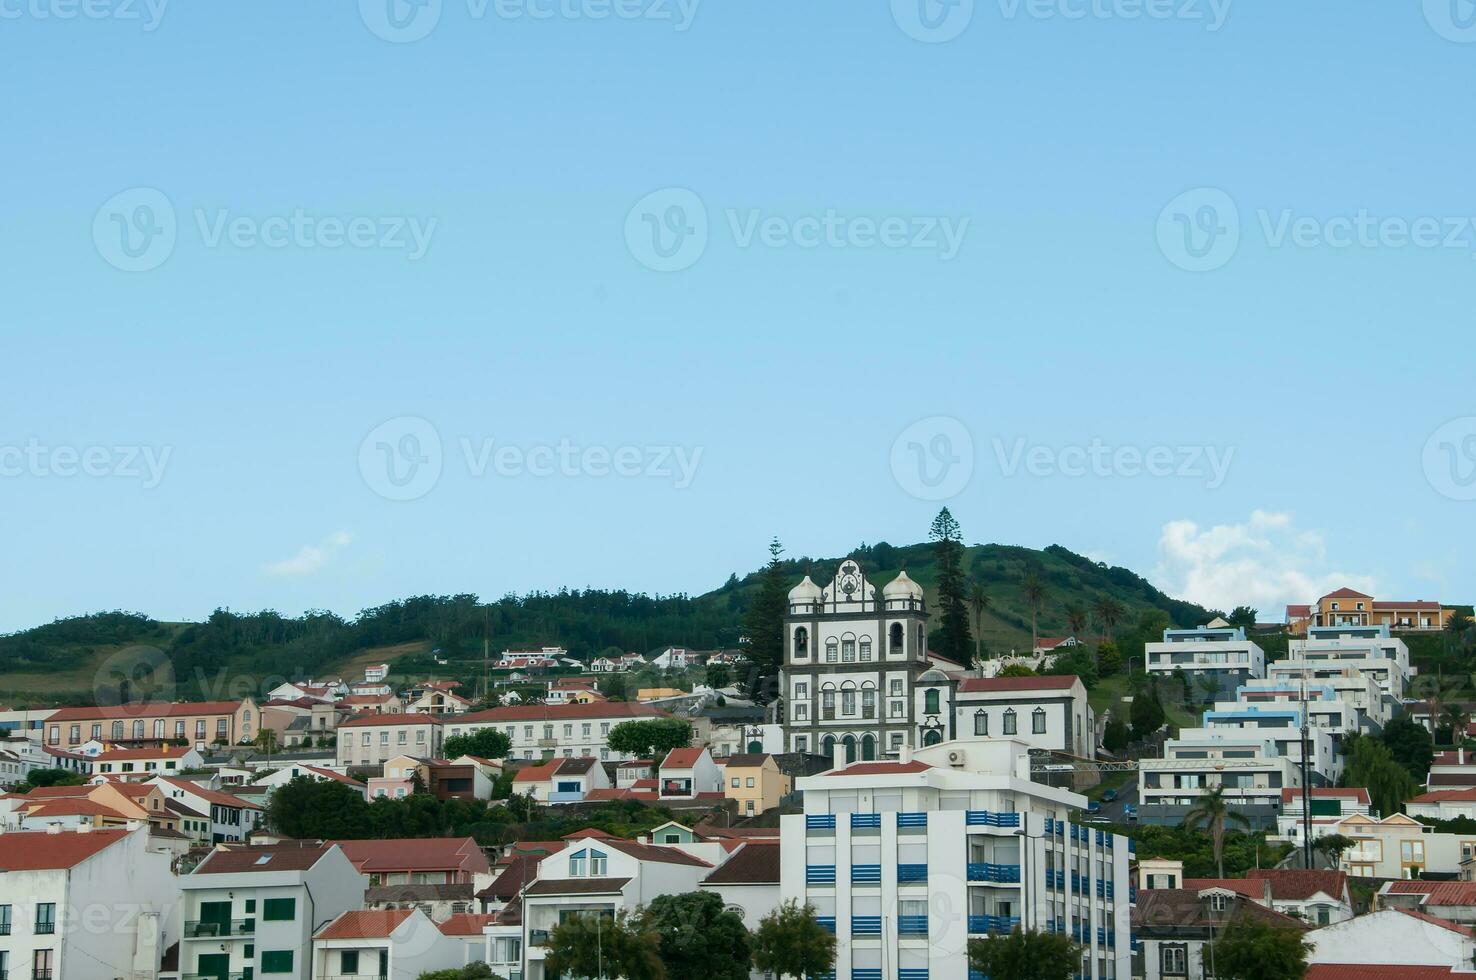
263;531;354;578
1153;510;1376;616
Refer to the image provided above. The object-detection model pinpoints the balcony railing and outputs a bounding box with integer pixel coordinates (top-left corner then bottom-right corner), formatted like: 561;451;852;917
854;970;882;980
181;974;247;980
967;862;1021;883
806;865;836;885
897;915;928;936
852;864;881;885
33;923;54;935
965;810;1021;828
851;813;881;829
815;916;836;934
852;916;882;936
805;814;836;831
968;914;1021;935
32;972;54;980
898;969;928;980
897;864;928;884
184;918;255;939
896;812;928;829
0;923;8;935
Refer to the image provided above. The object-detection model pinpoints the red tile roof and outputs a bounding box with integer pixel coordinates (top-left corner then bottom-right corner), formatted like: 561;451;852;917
827;760;932;776
1408;788;1476;804
47;701;246;721
1306;967;1455;980
1286;604;1312;617
602;838;712;867
315;909;413;940
958;675;1081;693
1244;869;1348;902
337;713;442;729
192;842;334;874
333;837;487;874
438;912;498;936
0;829;132;870
1386;881;1476;906
1183;878;1269;901
562;828;619;840
513;760;562;783
1320;588;1374;600
662;747;706;769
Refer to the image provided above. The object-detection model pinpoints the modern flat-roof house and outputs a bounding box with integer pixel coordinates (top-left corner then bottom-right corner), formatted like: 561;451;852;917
782;739;1133;980
950;674;1095;758
1143;623;1266;703
1287;587;1453;634
336;713;444;767
444;702;674;762
1138;730;1302;829
180;841;367;980
0;826;180;980
1283;625;1413;707
44;699;259;751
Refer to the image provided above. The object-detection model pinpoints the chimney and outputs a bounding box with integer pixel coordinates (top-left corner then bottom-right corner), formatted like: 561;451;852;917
832;742;847;770
898;744;913;764
46;824;62;835
76;823;94;834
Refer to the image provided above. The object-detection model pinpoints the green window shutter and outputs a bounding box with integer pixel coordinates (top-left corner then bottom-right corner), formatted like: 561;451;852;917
244;899;256;913
262;898;296;921
261;950;294;973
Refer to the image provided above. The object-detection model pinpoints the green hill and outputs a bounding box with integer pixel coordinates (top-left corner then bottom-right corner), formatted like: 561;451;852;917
0;540;1229;706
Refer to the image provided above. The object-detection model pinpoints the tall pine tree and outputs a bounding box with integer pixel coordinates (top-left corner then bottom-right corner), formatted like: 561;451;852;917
742;537;789;699
928;508;973;666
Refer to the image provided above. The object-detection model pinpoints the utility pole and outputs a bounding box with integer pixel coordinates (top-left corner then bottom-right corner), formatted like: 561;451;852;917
1299;662;1314;870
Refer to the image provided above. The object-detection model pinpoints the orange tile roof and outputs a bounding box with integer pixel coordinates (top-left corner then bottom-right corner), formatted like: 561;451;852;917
0;829;132;870
438;912;498;936
958;675;1080;693
661;747;706;769
315;909;413;940
827;760;932;776
332;837;487;874
456;702;671;723
47;701;245;721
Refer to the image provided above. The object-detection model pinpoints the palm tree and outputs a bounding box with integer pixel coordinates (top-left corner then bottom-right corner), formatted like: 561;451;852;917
1184;786;1251;878
1021;571;1047;656
1093;596;1124;644
967;582;991;664
1065;604;1091;667
1442;704;1471;747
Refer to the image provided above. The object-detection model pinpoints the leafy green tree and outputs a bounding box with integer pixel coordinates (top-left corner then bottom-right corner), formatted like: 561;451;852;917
254;727;279;756
1381;715;1435;782
545;910;665;980
1312;833;1355;867
1021;570;1047;655
752;900;835;980
1184;786;1250;878
1226;605;1258;629
998;663;1037;677
19;768;86;790
705;662;731;689
607;718;693;759
417;965;499;980
1102;715;1130;753
967;928;1081;980
1441;704;1471;747
443;727;512;760
266;776;373;838
1097;641;1122;676
967;581;991;664
1130;685;1165;740
740;537;789;693
1341;734;1418;817
640;890;751;980
929;508;973;666
1206;916;1312;980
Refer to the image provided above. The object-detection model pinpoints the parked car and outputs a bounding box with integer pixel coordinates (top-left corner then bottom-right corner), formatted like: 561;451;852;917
1086;800;1102;816
1101;788;1118;803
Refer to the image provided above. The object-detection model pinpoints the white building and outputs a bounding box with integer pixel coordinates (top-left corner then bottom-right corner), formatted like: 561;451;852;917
949;675;1095;758
1138;730;1302;829
782;739;1132;980
88;743;204;780
149;775;264;843
180;841;367;980
1332;812;1475;879
700;841;780;980
443;702;674;762
1274;787;1373;847
0;826;179;980
313;907;482;978
1285;624;1413;708
251;763;367;798
364;663;391;682
1408;787;1476;822
657;746;723;800
336;713;444;767
1143;622;1266;702
1305;906;1476;971
782;561;949;761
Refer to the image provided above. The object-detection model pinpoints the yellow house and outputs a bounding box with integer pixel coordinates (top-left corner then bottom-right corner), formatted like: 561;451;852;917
636;687;685;701
722;753;790;816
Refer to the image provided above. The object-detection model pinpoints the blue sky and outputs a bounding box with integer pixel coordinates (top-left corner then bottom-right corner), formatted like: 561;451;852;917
3;0;1475;632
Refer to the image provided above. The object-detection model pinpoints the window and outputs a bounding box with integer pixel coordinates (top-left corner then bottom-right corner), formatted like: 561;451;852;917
746;777;755;787
890;679;903;696
1161;946;1186;975
794;627;808;656
341;951;360;974
924;689;940;714
1209;893;1228;912
731;777;741;788
398;730;407;744
112;720;125;739
32;950;53;980
196;720;206;739
794;704;808;720
1003;709;1017;735
825;640;838;662
842;690;856;715
590;849;608;875
0;904;10;935
34;903;55;934
262;898;296;921
92;723;102;740
582;724;591;736
1032;707;1047;734
974;710;988;736
261;950;294;974
69;724;80;743
842;638;856;662
570;849;587;876
859;637;872;661
862;689;875;718
890;622;904;651
154;719;165;739
175;720;185;738
564;725;574;737
822;690;835;717
795;682;808;699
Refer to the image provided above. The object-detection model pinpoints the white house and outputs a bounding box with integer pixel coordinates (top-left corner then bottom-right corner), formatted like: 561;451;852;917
1408;787;1476;821
88;743;204;780
364;663;391;682
1285;624;1413;708
1138;730;1302;829
312;907;483;977
251;763;367;798
512;757;611;804
180;841;367;980
950;675;1095;758
657;746;723;800
1274;787;1373;847
443;702;674;763
1144;623;1266;702
1333;812;1473;878
1306;906;1476;971
700;841;780;980
782;739;1134;980
149;775;264;843
337;714;444;768
0;826;179;980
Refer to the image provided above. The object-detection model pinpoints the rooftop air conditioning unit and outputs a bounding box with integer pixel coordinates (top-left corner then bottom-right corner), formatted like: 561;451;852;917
946;750;965;767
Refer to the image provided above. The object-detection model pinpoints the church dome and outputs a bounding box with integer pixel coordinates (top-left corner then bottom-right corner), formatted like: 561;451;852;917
788;575;823;603
883;570;925;601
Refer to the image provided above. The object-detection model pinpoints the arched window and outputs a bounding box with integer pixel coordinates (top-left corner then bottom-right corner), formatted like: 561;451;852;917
842;636;856;662
859;637;872;661
132;720;144;739
974;710;988;736
861;734;876;761
890;623;904;652
916;623;925;652
862;688;876;719
153;719;165;739
1003;708;1017;735
1032;707;1047;734
822;688;836;719
822;734;837;759
925;689;940;714
842;735;858;764
923;729;942;746
825;640;838;663
794;627;808;656
111;721;124;740
841;684;857;716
